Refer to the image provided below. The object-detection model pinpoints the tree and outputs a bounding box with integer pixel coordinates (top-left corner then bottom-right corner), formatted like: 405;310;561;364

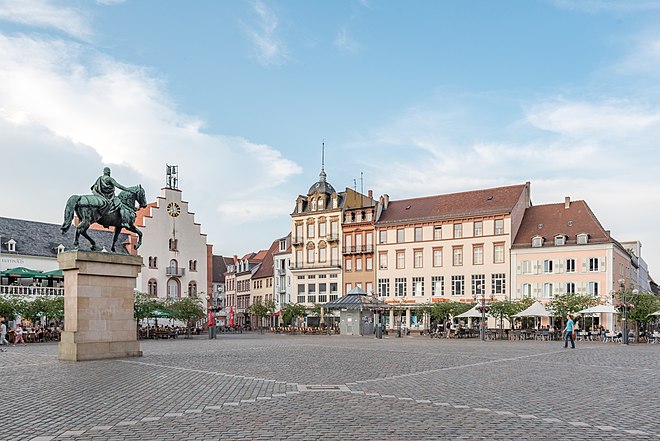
626;293;660;343
281;303;307;330
134;291;164;339
166;295;206;338
489;300;519;335
548;293;598;328
247;300;269;333
0;295;22;322
265;299;277;329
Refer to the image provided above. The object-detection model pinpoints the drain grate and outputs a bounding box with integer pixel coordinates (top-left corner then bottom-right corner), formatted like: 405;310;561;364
297;384;351;392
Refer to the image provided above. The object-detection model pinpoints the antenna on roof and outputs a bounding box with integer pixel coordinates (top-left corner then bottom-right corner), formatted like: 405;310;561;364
321;140;325;173
360;172;364;208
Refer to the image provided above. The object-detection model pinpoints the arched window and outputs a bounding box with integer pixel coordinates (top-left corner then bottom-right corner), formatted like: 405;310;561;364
168;259;178;276
167;278;180;299
148;279;158;296
188;281;197;297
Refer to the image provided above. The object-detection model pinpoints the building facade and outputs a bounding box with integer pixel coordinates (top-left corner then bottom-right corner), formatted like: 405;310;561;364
375;183;531;331
273;234;292;309
342;188;377;295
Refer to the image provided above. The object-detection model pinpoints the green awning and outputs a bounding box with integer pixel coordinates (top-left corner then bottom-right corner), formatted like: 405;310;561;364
40;269;64;279
149;309;170;318
0;267;44;278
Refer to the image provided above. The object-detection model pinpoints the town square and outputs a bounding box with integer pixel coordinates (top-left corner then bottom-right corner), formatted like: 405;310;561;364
2;1;660;440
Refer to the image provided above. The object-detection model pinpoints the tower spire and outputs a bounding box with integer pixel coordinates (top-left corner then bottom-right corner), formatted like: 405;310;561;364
319;140;327;183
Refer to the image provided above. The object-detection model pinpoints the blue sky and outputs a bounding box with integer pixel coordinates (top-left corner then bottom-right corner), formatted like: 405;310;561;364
1;0;660;279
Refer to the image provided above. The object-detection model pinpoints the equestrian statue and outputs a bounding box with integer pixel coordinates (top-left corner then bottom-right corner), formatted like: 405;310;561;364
61;167;148;252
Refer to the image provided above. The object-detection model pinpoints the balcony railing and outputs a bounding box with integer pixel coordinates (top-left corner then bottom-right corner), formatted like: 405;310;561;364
166;267;185;277
327;234;339;242
0;285;64;296
342;245;374;255
290;261;341;270
292;236;305;246
276;268;287;276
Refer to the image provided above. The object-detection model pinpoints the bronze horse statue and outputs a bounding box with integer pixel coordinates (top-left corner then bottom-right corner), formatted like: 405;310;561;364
61;185;147;252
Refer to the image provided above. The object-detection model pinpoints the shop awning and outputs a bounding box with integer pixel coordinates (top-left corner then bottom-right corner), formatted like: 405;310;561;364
0;267;44;278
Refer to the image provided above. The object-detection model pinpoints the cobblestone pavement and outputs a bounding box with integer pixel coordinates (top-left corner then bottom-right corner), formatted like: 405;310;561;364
2;334;658;440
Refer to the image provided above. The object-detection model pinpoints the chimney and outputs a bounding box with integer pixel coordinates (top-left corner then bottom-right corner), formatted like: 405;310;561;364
379;194;389;210
368;189;373;199
564;196;570;209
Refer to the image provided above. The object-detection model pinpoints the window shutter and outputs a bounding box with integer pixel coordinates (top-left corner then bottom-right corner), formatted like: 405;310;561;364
600;258;606;272
556;262;563;273
553;260;559;274
516;264;521;275
582;261;587;273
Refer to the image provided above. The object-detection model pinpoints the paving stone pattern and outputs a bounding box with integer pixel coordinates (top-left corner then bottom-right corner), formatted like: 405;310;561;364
2;334;658;440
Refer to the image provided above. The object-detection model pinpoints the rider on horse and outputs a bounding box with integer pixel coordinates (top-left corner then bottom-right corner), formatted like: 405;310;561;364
91;167;136;229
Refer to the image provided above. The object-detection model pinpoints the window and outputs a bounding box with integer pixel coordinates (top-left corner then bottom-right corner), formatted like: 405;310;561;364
319;284;327;303
307;247;315;264
169;238;178;251
319;247;327;263
521;260;531;274
395;278;407;297
494;244;505;264
279;239;287;251
379;252;388;269
588;282;599;296
378;278;390;297
344;234;352;250
366;282;373;295
329;283;338;301
495;219;504;235
379;230;387;244
397;228;405;243
414;227;423;242
577;233;589;245
413;250;423;268
297;284;305;303
318;198;324;210
453;223;462;238
345;258;352;272
532;236;543;248
366;257;373;271
474;221;483;237
522;283;531;298
431;276;444;296
433;226;442;240
167;279;179;299
331;221;338;238
307;222;315;238
319;221;326;237
555;235;565;246
308;284;316;303
543;283;553;298
355;233;362;250
543;259;554;273
188;281;197;296
412;277;424;296
148;279;157;296
492;273;506;295
433;248;443;267
453;247;463;266
7;239;16;252
566;259;576;273
589;258;599;272
451;276;465;296
473;245;484;265
366;233;373;249
396;251;405;269
355;257;362;271
566;282;575;294
472;274;485;296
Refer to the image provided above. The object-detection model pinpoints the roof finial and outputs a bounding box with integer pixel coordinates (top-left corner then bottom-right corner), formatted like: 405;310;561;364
319;140;327;183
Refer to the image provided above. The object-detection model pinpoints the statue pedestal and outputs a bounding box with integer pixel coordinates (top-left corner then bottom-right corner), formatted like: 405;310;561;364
58;250;143;361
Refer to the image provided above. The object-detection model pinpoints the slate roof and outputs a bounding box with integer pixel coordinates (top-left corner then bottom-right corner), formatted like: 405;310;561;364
512;200;612;248
323;293;386;310
377;184;527;225
0;216;129;258
253;239;278;280
211;255;229;283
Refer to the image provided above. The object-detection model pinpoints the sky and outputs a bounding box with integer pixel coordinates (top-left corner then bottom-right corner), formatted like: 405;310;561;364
1;0;660;278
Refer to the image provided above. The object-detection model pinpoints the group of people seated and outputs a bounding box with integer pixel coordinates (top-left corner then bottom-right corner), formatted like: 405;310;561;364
4;322;61;344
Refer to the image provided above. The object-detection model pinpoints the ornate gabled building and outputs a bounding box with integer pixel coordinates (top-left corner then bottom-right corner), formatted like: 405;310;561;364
133;166;208;304
342;188;378;295
225;251;266;328
290;165;344;306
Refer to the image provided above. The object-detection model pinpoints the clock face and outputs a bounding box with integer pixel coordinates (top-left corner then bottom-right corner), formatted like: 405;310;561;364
167;202;181;217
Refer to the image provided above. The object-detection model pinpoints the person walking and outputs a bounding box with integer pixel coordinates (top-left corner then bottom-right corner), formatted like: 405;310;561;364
1;320;8;351
563;314;575;349
13;323;26;346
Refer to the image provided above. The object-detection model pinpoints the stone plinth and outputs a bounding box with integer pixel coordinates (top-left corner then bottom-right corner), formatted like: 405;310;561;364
58;250;143;361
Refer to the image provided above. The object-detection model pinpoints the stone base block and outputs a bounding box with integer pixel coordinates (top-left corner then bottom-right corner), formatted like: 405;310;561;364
59;332;143;361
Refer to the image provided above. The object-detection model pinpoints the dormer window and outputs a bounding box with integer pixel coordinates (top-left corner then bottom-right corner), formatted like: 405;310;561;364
311;198;317;211
57;244;65;254
531;236;543;248
7;239;16;252
554;235;566;246
577;233;589;245
318;198;324;210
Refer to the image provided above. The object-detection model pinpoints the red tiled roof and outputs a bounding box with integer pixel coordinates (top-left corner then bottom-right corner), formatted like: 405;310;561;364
135;202;157;228
512;200;611;247
253;240;279;279
377;184;527;225
251;249;268;262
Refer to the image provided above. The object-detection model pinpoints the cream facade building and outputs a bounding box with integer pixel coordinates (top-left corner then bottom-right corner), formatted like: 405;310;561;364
375;183;531;331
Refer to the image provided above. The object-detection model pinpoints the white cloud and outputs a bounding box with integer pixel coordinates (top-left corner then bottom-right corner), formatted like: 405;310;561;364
241;0;288;66
335;27;361;53
0;0;92;40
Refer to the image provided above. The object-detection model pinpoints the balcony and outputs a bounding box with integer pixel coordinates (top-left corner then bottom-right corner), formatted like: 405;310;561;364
290;260;341;270
327;234;339;242
0;285;63;296
292;236;305;246
342;245;374;255
276;268;287;276
166;267;185;277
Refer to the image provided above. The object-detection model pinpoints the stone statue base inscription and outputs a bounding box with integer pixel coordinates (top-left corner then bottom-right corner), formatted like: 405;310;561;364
58;250;143;361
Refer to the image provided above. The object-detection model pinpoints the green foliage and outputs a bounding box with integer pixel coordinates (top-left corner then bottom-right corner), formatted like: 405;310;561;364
489;300;519;326
134;291;164;321
548;293;598;319
449;301;474;317
247;299;270;331
628;293;660;325
7;296;65;324
280;303;307;326
166;295;206;323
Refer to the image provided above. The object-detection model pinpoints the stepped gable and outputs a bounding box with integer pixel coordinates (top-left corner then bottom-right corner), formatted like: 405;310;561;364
377;183;527;225
512;200;611;247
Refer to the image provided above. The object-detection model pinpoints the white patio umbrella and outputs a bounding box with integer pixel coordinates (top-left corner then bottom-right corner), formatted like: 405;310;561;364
455;305;483;318
514;301;551;329
577;304;618;314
